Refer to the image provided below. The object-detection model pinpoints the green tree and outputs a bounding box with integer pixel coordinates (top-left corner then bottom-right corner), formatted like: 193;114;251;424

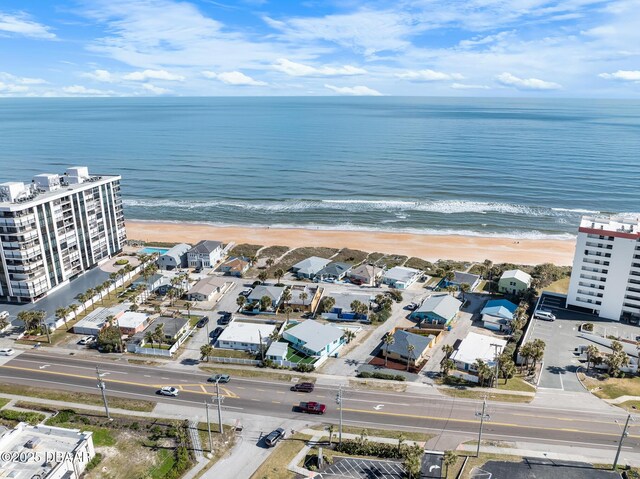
344;329;356;344
236;295;246;310
200;344;214;362
184;301;192;319
444;270;455;284
259;295;273;311
144;330;156;348
266;258;275;268
300;292;309;307
406;344;416;372
499;357;516;384
440;358;455;378
586;344;600;371
97;324;122;353
68;303;79;327
459;283;471;301
55;307;68;331
274;268;285;284
404;445;422;479
258;271;268;284
319;296;336;314
383;333;395;367
442;450;457;478
442;344;454;358
474;359;494;387
281;288;292;308
283;306;293;321
154;323;166;346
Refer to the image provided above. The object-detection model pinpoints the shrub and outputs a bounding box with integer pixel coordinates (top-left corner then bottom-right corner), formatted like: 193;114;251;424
85;453;103;471
294;363;315;373
115;259;129;266
358;371;372;378
357;371;405;381
0;409;45;425
583;323;594;332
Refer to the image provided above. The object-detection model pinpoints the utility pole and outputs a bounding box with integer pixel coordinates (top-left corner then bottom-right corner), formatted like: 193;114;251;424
613;414;632;470
491;343;501;387
95;365;111;420
336;386;343;445
475;396;489;457
205;401;213;454
215;379;224;434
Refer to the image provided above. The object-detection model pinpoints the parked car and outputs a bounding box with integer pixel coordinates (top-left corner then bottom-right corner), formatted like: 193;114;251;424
208;374;231;383
78;336;95;345
194;266;203;273
0;348;14;356
535;310;556;321
406;302;418;311
290;382;315;393
210;327;224;339
240;288;252;296
196;317;210;328
298;401;326;415
158;386;179;397
218;312;232;325
264;428;286;447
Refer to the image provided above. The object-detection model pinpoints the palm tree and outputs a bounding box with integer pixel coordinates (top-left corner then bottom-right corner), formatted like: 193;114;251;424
406;344;416;372
17;311;36;334
519;342;534;373
344;329;356;344
283;306;293;321
383;333;395;367
0;314;8;332
266;258;275;268
55;307;68;331
236;295;246;310
281;288;292;307
443;450;457;478
300;292;308;308
328;425;334;445
459;283;471;301
442;344;454;358
184;301;192;319
274;268;285;284
586;344;600;371
499;357;516;384
320;296;336;314
154;323;165;346
269;328;280;343
444;270;455;285
103;280;113;300
87;288;97;311
440;358;455;378
68;304;79;329
258;271;268;284
200;344;214;362
144;330;156;348
445;285;457;296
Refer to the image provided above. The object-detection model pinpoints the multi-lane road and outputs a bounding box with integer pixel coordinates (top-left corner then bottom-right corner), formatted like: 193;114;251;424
1;350;638;453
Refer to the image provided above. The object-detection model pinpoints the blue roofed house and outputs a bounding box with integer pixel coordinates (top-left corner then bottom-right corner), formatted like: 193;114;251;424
292;256;332;279
444;271;481;291
481;299;518;332
411;294;462;326
314;262;352;282
321;292;372;321
282;320;345;359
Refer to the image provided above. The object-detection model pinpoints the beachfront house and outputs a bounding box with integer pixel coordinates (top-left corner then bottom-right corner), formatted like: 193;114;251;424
292;256;332;279
282;320;345;358
314;262;352;282
444;271;481;291
289;285;323;313
186;276;232;302
348;264;382;286
383;329;434;366
247;285;285;310
187;240;224;269
321;292;372;321
450;332;507;382
157;243;191;270
498;269;532;295
411;294;462;326
481;299;518;332
216;321;276;352
382;266;421;289
220;257;250;277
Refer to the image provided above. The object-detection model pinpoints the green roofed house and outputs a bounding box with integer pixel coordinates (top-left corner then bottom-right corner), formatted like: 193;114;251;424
410;294;462;326
498;269;532;295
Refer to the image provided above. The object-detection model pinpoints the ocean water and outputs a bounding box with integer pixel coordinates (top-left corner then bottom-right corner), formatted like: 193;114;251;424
0;97;639;239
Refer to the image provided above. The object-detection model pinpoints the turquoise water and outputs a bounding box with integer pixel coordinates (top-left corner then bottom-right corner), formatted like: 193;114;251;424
138;247;169;255
1;97;639;239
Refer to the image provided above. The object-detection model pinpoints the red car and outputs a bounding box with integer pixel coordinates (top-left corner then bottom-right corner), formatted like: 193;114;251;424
299;401;326;415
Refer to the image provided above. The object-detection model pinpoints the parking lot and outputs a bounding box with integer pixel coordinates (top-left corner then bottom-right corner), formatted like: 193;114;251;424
473;458;622;479
529;292;640;391
317;457;405;478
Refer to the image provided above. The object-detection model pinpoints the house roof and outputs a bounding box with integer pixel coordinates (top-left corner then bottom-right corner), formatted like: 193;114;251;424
248;285;285;302
266;341;288;358
73;304;128;330
316;262;351;277
482;314;510;326
289;285;314;305
416;294;462;319
150;316;189;337
387;330;434;357
330;292;373;312
161;243;191;259
383;266;420;283
452;271;480;285
292;256;331;275
189;240;223;255
217;321;276;345
188;276;230;297
222;257;249;270
133;273;165;287
285;320;344;353
349;264;379;281
450;332;507;366
117;311;148;329
500;269;532;284
481;299;518;320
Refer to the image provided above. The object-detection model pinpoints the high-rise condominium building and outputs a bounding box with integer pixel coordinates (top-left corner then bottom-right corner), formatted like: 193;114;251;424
566;216;640;321
0;166;126;303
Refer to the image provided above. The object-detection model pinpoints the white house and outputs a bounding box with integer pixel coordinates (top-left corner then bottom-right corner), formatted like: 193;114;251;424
187;240;224;268
216;321;276;352
498;269;532;295
282;320;345;358
157;243;191;270
450;332;507;381
266;341;288;361
187;276;232;302
292;256;332;279
382;266;421;289
73;304;128;336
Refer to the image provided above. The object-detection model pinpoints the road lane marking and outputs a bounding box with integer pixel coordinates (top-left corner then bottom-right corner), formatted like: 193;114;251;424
200;385;207;393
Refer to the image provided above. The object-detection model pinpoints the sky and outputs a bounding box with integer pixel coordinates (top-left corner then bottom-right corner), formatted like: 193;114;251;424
0;0;639;97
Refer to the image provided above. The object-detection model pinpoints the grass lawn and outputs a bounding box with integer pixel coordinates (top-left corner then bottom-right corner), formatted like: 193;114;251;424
496;376;536;393
404;257;435;272
199;366;312;383
376;254;408;269
438;388;533;403
0;398;10;409
542;277;571;294
310;424;433;443
330;248;369;265
616;400;640;413
212;348;256;359
286;346;317;365
231;243;263;258
259;245;291;259
250;433;313;479
0;383;156;411
582;375;640;399
272;247;340;274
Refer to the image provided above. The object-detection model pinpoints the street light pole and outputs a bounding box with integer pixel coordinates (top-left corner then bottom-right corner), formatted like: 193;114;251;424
336;386;343;445
613;414;632;470
491;343;501;388
215;379;223;434
475;396;489;458
205;401;213;454
95;365;111;420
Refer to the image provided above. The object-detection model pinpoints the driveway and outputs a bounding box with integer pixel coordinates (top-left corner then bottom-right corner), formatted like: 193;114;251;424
476;458;622;479
317;457;405;479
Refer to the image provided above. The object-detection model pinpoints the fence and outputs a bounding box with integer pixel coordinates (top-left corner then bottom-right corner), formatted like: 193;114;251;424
208;357;261;366
131;326;194;357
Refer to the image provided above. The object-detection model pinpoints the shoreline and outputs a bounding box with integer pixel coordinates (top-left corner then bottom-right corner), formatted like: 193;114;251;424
125;220;576;266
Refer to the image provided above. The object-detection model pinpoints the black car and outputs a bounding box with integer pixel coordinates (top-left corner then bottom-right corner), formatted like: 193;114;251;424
196;317;209;328
264;428;286;447
210;327;224;339
218;314;231;325
290;382;315;393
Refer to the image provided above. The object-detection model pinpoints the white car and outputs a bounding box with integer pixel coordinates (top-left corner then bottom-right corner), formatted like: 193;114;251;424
0;348;15;356
535;310;556;321
158;386;179;397
78;336;95;345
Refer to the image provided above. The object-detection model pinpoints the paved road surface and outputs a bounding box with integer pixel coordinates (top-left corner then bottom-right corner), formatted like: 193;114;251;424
0;351;638;452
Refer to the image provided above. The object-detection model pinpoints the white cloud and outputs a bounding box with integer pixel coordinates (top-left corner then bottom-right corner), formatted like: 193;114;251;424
0;72;46;85
599;70;640;82
142;83;171;94
62;85;115;96
203;71;266;86
496;72;562;90
0;82;29;94
82;69;116;83
324;84;382;96
396;69;464;81
451;83;490;90
273;59;367;77
122;69;185;81
0;12;56;40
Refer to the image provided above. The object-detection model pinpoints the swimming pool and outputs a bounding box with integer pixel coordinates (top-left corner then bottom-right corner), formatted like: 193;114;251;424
138;247;170;255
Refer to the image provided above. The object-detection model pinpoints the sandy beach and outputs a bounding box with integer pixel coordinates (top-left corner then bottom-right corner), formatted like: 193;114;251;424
126;221;576;266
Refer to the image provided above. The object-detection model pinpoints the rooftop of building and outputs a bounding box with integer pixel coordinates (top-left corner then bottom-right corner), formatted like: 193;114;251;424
187;276;231;296
284;320;344;353
217;321;276;345
188;240;223;254
117;311;149;329
383;266;420;283
414;294;462;319
73;304;129;329
500;269;532;283
580;215;640;235
0;422;93;479
387;329;434;357
450;331;507;366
